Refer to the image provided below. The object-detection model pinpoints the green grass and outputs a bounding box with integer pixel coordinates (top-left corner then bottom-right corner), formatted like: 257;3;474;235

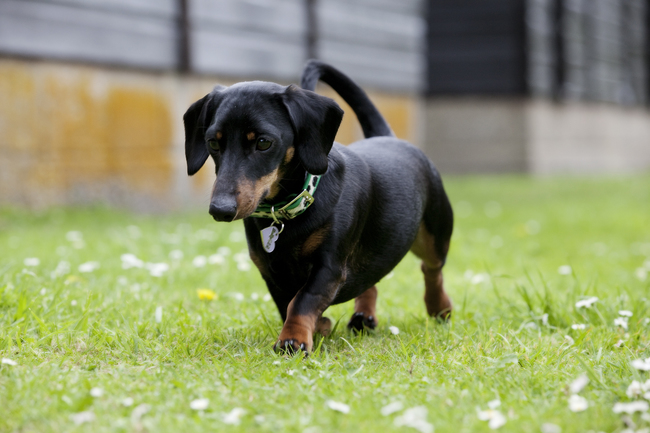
1;175;650;433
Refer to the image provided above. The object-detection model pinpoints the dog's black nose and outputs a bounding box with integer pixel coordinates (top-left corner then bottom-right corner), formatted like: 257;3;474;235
209;198;237;222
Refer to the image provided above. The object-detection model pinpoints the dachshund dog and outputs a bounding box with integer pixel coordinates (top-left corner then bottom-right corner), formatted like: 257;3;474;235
183;61;453;353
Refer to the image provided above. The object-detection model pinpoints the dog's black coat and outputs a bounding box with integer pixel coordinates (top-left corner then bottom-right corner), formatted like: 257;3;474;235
184;60;453;352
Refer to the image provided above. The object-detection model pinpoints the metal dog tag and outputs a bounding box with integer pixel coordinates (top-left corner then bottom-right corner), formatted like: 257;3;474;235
260;225;280;253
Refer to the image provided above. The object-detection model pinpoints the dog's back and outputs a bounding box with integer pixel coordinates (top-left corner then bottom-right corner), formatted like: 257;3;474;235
301;60;454;319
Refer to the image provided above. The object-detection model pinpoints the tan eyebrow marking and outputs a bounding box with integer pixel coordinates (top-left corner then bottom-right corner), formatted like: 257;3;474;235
284;147;295;164
216;131;222;140
246;132;256;141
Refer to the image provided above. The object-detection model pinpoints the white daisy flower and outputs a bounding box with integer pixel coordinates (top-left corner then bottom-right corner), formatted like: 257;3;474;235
155;306;163;324
78;261;100;273
487;400;501;409
237;261;251;271
70;411;95;425
121;254;144;269
130;404;150;422
190;398;209;411
477;408;507;429
619;310;633;317
571;324;586;330
558;265;572;275
169;249;184;261
208;253;224;264
66;231;83;242
614;317;629;330
1;358;17;366
631;358;650;371
51;260;71;278
326;400;350;414
613;401;649;414
66;231;85;249
575;297;598;309
192;255;207;267
146;262;169;277
569;374;589;394
223;407;246;424
395;406;434;433
89;387;103;398
541;423;561;433
24;257;40;267
389;326;400;335
627;381;644;398
471;273;490;285
381;401;404;416
568;394;588;412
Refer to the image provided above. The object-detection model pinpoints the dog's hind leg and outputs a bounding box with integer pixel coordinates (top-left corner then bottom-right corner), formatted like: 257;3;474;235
410;223;452;319
347;286;378;332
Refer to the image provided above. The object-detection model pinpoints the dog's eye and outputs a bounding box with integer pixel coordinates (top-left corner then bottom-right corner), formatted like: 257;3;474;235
207;139;220;151
256;138;272;151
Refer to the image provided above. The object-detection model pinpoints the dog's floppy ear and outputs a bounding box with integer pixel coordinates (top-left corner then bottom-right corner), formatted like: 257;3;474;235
183;86;225;176
281;85;343;175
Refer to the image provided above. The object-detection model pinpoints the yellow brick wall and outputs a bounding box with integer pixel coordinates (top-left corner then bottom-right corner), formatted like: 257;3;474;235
0;58;419;210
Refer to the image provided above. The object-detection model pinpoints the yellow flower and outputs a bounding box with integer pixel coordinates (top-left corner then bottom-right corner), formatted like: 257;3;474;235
197;288;217;301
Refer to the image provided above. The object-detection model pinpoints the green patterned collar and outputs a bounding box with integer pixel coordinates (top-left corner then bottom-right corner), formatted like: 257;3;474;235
250;173;321;220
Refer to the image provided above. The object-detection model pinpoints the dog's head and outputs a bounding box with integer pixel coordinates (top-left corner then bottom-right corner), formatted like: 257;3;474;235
183;82;343;222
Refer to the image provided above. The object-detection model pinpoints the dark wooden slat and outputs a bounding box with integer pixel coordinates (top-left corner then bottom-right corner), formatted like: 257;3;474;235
426;0;527;96
647;0;650;105
178;0;190;73
305;0;318;60
552;0;566;100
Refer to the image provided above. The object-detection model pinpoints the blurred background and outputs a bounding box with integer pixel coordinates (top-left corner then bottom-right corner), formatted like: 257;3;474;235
0;0;649;211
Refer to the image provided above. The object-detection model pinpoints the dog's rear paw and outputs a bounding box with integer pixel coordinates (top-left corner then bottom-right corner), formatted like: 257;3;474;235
347;312;377;333
274;339;309;355
316;316;332;336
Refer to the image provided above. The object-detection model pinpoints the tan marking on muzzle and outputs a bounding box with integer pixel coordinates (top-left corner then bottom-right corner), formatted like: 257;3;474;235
235;168;280;218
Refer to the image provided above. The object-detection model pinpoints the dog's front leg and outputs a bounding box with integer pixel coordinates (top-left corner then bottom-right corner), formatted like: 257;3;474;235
275;264;344;353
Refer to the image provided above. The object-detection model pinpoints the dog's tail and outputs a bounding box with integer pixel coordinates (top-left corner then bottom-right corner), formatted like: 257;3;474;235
300;60;394;138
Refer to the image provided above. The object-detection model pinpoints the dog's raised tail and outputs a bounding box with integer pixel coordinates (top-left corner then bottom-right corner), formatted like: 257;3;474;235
300;60;394;139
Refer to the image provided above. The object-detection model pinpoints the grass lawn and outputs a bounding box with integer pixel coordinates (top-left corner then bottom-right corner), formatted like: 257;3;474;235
1;175;650;433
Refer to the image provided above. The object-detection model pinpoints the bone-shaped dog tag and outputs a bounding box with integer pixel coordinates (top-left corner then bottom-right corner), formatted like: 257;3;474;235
260;225;280;253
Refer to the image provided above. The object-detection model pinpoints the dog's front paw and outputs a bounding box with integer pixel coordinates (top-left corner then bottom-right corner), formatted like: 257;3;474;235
274;339;309;355
275;320;313;354
347;312;377;333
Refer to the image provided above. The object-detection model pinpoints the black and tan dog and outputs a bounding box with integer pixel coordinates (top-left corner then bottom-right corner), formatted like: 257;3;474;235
183;61;453;353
